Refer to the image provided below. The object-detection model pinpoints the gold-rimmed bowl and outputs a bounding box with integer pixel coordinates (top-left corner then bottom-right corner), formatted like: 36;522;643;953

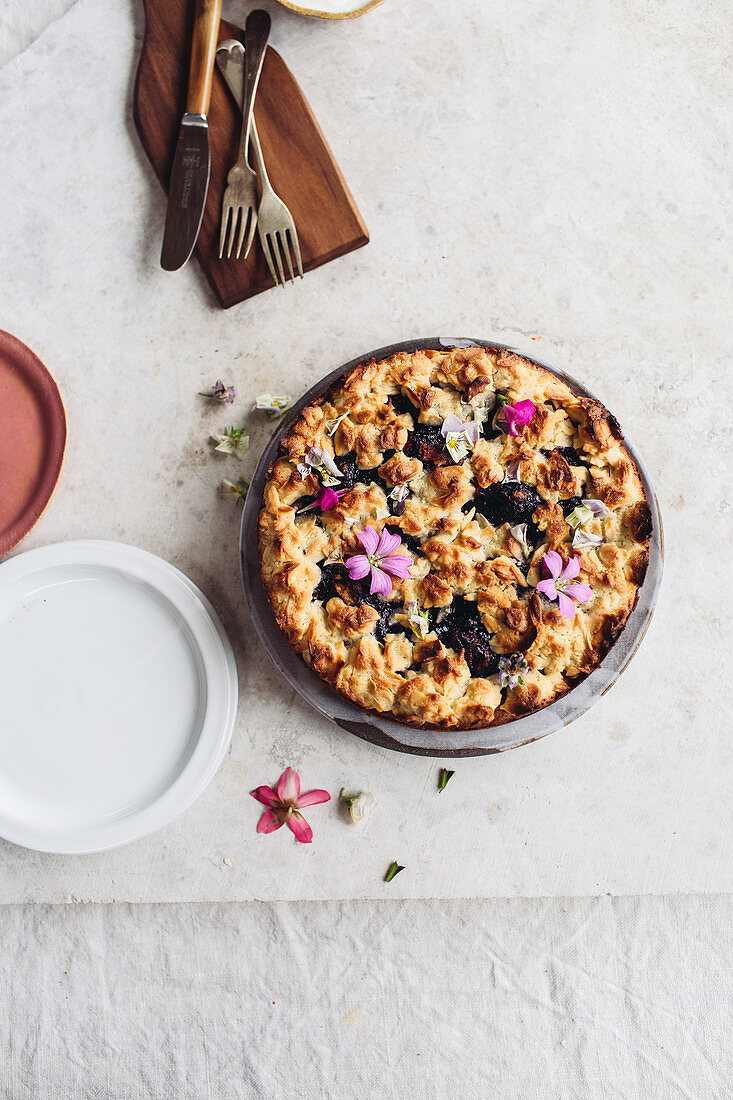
274;0;386;20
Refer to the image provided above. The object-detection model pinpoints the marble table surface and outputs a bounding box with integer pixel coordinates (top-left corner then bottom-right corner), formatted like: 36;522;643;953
0;0;730;902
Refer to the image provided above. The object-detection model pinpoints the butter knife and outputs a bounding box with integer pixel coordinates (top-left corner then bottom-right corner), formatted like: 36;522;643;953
160;0;222;271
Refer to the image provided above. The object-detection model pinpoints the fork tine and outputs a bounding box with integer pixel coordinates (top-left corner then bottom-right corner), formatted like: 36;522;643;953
287;226;304;279
260;231;279;286
269;232;286;288
235;207;254;260
242;207;258;260
219;205;231;259
278;230;295;284
227;207;241;260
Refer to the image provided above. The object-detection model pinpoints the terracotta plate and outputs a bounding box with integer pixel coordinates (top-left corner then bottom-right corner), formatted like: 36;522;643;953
0;330;66;558
240;337;663;757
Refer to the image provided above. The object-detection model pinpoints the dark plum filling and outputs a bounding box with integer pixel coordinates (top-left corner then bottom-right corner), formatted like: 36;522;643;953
472;481;543;546
541;446;584;467
388;526;422;553
402;423;446;465
367;597;404;644
388;391;418;419
337;452;384;490
390;493;408;516
560;495;584;517
314;562;407;643
433;596;499;677
554;446;583;466
312;564;361;606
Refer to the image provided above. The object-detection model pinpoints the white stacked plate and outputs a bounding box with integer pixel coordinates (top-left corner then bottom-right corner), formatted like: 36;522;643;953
0;541;238;853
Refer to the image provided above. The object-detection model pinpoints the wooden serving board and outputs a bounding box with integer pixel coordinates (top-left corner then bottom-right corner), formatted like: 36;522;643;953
134;1;369;307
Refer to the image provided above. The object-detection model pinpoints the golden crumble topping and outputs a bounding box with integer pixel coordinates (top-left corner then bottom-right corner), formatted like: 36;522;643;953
258;347;651;730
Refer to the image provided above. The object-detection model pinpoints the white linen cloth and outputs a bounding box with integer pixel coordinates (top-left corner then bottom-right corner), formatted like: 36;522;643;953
1;895;730;1100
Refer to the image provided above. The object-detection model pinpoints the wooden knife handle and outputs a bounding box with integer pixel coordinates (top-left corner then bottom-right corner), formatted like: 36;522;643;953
186;0;222;116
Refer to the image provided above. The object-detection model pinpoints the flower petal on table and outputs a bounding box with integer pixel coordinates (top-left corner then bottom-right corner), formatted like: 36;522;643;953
297;789;331;807
277;766;300;804
564;582;592;604
287;812;313;844
557;592;576;619
542;550;563;579
257;809;282;834
251;785;279;807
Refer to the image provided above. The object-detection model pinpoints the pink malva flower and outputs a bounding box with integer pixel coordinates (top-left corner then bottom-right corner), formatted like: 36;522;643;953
315;486;345;511
535;551;592;619
251;767;330;844
503;399;536;437
345;526;412;597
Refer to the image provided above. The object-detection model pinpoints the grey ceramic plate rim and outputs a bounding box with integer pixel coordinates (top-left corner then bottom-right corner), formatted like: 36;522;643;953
240;337;663;758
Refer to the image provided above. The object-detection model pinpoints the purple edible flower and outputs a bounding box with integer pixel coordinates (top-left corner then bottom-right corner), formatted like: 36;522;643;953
199;379;237;404
498;652;530;690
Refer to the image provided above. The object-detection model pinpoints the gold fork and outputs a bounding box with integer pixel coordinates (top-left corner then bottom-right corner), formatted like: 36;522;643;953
218;9;270;260
217;39;304;285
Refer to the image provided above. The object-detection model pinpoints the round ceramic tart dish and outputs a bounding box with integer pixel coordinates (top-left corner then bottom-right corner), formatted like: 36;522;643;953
257;345;653;731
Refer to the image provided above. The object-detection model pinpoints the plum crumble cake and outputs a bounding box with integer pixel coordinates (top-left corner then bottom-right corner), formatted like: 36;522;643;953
258;346;652;730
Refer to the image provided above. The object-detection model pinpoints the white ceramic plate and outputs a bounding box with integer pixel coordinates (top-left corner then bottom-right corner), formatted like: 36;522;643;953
0;541;238;853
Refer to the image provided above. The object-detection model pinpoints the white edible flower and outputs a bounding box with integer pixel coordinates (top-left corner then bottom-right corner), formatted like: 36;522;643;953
566;504;595;529
340;788;374;826
510;523;531;557
211;427;249;459
567;499;608;549
405;600;431;638
440;414;482;462
325;412;349;436
255;394;291;420
299;446;342;486
323;548;344;567
572;528;603;549
582;498;610;518
445;434;470;462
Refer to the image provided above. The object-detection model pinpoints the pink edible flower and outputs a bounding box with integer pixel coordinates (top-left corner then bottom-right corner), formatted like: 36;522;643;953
535;551;593;619
297;486;347;515
503;399;536;437
251;767;330;844
315;486;345;511
345;526;413;598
